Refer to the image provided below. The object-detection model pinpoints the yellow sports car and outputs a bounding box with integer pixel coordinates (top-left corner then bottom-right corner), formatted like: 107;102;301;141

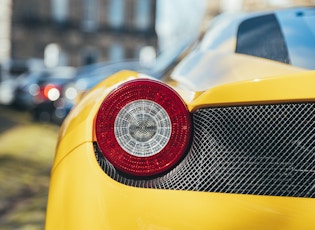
45;7;315;230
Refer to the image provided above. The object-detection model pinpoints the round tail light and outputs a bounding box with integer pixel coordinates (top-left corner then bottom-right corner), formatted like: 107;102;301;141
95;79;191;177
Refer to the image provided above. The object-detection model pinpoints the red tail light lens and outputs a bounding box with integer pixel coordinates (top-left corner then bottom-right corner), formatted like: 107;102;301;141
95;79;191;177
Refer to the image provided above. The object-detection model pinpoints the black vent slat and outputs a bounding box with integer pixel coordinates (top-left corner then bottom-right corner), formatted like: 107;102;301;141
95;102;315;198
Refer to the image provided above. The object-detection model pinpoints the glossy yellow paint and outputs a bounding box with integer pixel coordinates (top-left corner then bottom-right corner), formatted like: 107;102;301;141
46;70;315;230
188;70;315;111
171;52;304;93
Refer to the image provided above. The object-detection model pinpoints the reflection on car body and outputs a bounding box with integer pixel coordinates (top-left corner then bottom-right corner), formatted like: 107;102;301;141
46;7;315;230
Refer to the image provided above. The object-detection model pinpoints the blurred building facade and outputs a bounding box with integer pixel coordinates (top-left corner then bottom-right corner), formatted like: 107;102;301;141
3;0;315;67
10;0;157;67
0;0;11;64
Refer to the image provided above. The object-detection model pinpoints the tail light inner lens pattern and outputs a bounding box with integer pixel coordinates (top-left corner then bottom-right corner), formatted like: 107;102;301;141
114;99;172;157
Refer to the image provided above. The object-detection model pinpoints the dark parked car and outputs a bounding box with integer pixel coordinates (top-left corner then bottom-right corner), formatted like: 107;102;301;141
12;66;75;122
0;58;44;105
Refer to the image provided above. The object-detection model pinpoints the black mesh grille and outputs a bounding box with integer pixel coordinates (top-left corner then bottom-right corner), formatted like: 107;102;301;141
95;102;315;197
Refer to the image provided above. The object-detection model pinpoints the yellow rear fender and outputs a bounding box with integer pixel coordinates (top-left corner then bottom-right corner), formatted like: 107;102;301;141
188;70;315;111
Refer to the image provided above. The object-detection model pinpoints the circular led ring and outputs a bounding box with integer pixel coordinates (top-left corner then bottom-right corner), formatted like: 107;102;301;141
114;99;171;157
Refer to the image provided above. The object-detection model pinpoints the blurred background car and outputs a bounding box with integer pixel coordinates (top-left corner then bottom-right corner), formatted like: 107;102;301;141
0;58;45;105
39;38;194;125
11;66;76;123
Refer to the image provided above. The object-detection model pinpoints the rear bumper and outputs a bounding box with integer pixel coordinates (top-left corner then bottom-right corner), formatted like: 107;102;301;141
45;142;315;230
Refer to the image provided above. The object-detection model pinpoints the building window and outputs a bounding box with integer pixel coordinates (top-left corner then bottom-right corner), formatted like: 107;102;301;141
51;0;68;23
82;0;99;32
109;43;125;61
82;47;99;65
108;0;125;29
135;0;152;30
44;43;68;67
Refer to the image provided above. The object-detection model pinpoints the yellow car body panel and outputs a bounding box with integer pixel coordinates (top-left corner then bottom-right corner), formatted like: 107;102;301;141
46;68;315;229
189;70;315;111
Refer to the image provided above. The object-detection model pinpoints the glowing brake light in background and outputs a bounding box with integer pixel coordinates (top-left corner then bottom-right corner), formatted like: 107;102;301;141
38;84;61;101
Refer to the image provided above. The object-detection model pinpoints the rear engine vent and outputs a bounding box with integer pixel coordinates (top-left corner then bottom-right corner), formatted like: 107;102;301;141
95;102;315;198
